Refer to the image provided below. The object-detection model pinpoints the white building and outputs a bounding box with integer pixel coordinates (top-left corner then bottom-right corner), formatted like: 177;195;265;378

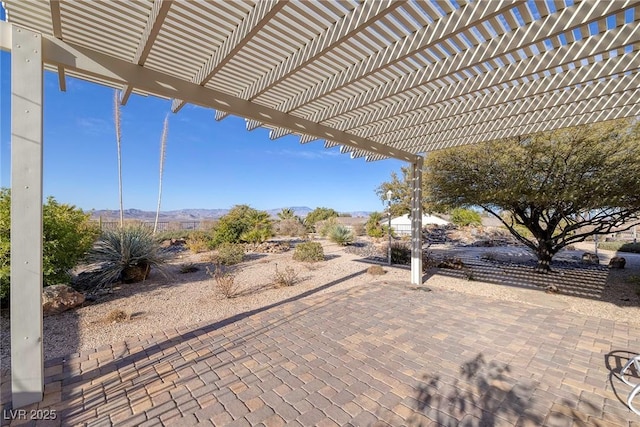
389;214;449;235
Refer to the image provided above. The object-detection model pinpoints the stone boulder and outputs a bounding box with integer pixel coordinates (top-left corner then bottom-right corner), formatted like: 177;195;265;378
245;241;291;253
121;262;151;284
437;257;466;269
608;256;626;269
581;252;599;265
42;284;85;316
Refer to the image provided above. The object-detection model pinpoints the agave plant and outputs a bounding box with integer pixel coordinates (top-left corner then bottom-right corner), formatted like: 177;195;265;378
85;225;169;290
328;225;353;246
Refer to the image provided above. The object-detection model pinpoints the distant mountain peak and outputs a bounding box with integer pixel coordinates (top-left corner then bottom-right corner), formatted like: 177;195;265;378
90;206;370;220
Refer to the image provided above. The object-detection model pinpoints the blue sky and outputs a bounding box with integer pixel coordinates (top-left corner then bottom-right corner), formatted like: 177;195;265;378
0;56;404;214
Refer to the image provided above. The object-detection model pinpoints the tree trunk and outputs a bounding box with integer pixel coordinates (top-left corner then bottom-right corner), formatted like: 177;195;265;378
534;245;554;273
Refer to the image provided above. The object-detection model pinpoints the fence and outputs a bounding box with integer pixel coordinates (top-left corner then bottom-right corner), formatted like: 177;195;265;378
391;224;412;236
95;220;208;232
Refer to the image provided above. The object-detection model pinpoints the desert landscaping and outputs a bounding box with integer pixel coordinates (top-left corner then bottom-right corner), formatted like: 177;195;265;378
2;226;638;374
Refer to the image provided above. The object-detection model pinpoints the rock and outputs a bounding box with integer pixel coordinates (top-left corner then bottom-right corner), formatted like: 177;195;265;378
581;252;599;265
608;256;626;269
121;262;151;283
437;257;466;269
545;285;559;294
245;241;290;254
42;284;85;316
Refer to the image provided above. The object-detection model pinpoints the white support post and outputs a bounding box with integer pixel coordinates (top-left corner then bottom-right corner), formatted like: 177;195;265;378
11;25;44;408
410;157;423;285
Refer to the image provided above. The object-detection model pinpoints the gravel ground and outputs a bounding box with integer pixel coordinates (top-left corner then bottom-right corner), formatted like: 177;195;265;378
2;238;639;372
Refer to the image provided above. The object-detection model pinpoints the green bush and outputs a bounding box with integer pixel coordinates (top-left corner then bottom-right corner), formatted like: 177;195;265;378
328;225;353;246
154;229;195;242
209;205;273;247
185;231;211;253
352;223;366;236
240;226;272;244
389;241;411;265
0;189;100;302
293;241;325;262
598;241;640;253
318;217;339;237
304;207;339;231
212;242;245;265
366;212;394;238
450;208;482;227
276;218;307;237
85;225;168;290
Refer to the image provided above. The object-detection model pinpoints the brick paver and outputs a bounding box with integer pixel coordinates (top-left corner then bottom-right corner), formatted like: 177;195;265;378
1;282;639;426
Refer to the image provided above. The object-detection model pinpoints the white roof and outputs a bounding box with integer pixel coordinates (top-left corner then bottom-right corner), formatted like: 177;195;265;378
2;0;639;162
391;214;449;226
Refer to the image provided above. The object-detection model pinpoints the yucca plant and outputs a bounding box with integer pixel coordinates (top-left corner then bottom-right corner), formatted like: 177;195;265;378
85;225;169;290
114;90;124;228
153;114;169;234
328;225;353;246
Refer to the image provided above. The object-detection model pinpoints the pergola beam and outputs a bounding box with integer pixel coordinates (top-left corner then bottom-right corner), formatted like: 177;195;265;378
121;0;172;105
10;25;44;409
49;0;66;91
171;0;287;113
14;22;417;163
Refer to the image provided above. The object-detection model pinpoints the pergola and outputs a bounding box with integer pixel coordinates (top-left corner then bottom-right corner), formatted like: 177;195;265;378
1;0;638;408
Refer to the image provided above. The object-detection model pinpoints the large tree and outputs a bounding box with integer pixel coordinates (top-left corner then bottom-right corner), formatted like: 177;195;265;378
424;118;640;272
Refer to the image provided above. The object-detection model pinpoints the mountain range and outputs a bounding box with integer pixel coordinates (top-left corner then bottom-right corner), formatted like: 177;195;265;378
90;207;372;220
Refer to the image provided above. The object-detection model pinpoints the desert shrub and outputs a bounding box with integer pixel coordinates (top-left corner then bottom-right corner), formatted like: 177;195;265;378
352;223;366;236
240;226;272;244
367;265;386;275
154;229;194;242
210;205;273;247
179;263;199;274
105;309;130;323
422;251;438;271
329;225;353;246
389;241;411;265
481;251;499;261
318;217;339;238
366;212;384;237
304;207;339;231
185;231;211;253
212;242;244;265
273;264;299;287
0;189;100;303
365;212;394;238
293;241;324;262
598;241;640;253
207;265;240;298
276;218;308;237
84;225;169;290
450;208;482;227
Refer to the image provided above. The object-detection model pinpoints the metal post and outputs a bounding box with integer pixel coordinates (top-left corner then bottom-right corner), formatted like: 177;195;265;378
11;25;45;408
387;205;392;265
410;157;423;285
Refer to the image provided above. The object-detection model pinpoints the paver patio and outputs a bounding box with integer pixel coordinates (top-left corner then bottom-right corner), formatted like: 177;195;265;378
1;280;638;426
